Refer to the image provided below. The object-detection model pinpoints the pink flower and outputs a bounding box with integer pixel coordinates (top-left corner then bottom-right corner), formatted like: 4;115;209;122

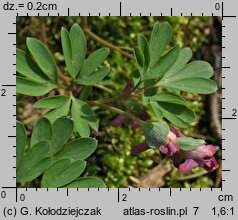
170;127;186;138
173;144;218;173
169;128;218;173
131;127;218;173
159;131;179;156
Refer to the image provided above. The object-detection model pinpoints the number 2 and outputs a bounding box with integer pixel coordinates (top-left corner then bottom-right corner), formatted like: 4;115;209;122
1;89;6;96
232;109;237;117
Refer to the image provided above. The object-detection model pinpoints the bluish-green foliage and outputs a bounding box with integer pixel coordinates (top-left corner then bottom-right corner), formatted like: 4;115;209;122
16;17;218;188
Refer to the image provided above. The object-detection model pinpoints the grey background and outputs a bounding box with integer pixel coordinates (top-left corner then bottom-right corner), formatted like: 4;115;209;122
0;0;237;219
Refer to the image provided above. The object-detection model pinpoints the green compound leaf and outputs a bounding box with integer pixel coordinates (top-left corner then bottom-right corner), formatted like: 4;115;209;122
140;121;169;148
79;86;92;101
161;111;188;128
159;61;217;94
71;97;98;137
160;78;217;94
150;98;196;128
26;38;58;82
76;67;110;85
16;76;56;96
143;79;157;97
44;98;71;123
131;70;141;88
61;24;86;78
30;117;52;148
34;95;70;109
164;61;214;80
55;137;97;161
63;177;106;188
149;92;196;128
150;92;187;117
41;159;86;188
16;49;49;83
178;137;205;152
49;117;74;156
155;102;186;116
137;34;150;71
17;141;52;182
71;99;90;137
16;121;26;169
150;92;187;106
150;101;163;119
134;46;145;72
150;22;172;67
165;47;193;77
178;108;196;123
145;44;180;79
79;47;110;77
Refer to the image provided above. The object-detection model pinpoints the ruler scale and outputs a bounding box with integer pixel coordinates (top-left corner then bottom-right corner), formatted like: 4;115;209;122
0;0;237;219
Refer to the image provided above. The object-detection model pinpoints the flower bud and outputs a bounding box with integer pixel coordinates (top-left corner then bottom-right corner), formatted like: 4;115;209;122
140;121;169;148
159;131;179;156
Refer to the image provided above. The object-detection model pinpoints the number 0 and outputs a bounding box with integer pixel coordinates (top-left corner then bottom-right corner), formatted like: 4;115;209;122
20;194;25;201
1;191;6;199
215;3;220;10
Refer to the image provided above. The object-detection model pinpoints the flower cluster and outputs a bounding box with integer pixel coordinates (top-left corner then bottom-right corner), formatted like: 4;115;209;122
132;127;218;173
162;128;218;172
111;81;218;173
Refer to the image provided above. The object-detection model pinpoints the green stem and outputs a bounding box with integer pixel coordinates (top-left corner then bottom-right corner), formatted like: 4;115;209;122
131;78;143;93
175;170;208;181
84;28;134;59
94;80;143;104
93;84;113;94
88;101;143;123
58;84;68;89
96;93;129;104
139;79;161;91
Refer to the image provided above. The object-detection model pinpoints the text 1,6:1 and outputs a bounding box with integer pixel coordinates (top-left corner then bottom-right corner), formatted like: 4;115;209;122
212;207;234;217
